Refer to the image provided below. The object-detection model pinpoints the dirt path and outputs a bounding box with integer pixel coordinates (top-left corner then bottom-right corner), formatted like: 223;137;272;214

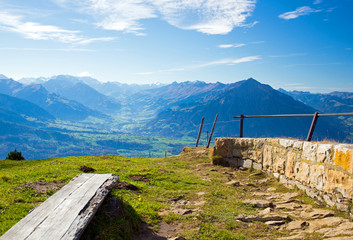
128;148;353;239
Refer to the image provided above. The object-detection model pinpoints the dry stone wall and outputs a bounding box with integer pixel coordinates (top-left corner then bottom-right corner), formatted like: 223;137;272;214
213;138;353;212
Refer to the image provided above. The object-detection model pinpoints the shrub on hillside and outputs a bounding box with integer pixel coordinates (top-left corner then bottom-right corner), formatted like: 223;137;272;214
6;149;25;160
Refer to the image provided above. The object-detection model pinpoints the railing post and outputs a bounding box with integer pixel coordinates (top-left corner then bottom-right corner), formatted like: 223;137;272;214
195;117;204;147
306;112;319;141
207;114;219;148
239;114;244;138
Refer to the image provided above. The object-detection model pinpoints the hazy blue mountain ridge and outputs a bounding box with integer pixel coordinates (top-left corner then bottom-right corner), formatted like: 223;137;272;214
145;79;347;141
0;93;54;122
43;76;121;114
0;78;106;121
278;89;353;114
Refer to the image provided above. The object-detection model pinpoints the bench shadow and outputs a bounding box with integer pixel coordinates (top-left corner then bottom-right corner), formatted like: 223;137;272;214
81;195;166;240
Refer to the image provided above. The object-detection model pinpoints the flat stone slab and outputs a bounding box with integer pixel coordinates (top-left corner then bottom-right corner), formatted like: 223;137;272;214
0;174;118;240
243;199;273;208
236;214;290;222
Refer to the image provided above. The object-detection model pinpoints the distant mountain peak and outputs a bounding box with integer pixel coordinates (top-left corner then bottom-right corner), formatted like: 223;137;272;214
245;77;259;83
0;74;9;79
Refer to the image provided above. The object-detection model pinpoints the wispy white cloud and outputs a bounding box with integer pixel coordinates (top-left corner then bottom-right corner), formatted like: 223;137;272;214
155;0;257;34
218;41;264;49
76;37;115;44
313;0;323;5
55;0;257;35
0;11;115;44
218;43;246;48
77;72;93;77
137;56;261;75
279;6;321;20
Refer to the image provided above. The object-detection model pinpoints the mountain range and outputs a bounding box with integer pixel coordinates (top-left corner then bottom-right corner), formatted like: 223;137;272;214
0;73;352;159
0;77;105;121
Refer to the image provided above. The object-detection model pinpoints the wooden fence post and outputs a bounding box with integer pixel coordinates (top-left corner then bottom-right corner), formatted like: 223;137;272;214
239;114;244;138
207;114;219;148
306;112;319;141
195;117;205;147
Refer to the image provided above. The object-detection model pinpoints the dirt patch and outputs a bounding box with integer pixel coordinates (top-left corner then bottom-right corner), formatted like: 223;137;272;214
133;222;183;240
19;180;65;194
115;181;141;193
79;165;95;173
133;222;166;240
129;175;150;183
158;222;182;238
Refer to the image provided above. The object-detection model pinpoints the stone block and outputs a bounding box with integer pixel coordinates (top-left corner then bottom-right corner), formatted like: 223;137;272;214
214;138;229;157
309;164;326;191
324;169;353;198
294;161;310;184
273;155;286;174
263;145;273;170
294;181;306;192
285;151;297;179
333;145;353;174
279;176;295;189
293;141;304;150
254;139;265;150
316;143;333;163
279;139;294;148
303;142;317;162
273;146;287;158
232;148;243;158
323;194;335;207
238;138;254;148
240;159;253;169
305;186;320;200
267;138;279;145
253;162;262;170
247;150;260;161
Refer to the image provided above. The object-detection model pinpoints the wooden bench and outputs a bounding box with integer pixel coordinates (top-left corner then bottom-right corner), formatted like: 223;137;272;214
0;174;119;240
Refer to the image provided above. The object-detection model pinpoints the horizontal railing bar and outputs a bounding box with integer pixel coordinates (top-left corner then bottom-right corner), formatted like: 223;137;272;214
233;112;353;119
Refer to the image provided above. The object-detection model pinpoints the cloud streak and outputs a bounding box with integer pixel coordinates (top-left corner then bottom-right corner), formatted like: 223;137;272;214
218;41;264;49
218;43;246;48
137;56;261;75
0;11;115;44
56;0;257;35
279;6;321;20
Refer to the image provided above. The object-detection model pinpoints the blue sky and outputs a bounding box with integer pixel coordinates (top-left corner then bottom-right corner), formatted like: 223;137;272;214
0;0;352;92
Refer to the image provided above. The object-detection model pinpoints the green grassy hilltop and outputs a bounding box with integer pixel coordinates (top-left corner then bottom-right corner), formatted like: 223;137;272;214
0;148;332;240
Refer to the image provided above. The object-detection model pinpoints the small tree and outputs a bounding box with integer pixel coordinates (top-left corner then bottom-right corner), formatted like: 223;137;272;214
6;149;25;160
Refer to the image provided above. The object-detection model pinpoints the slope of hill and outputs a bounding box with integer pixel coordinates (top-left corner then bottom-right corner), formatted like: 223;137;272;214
0;78;106;121
278;89;353;113
18;76;48;85
43;75;121;114
0;93;54;123
144;79;347;141
122;80;241;123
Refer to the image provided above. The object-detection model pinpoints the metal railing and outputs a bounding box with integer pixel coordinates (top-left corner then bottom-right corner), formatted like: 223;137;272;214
233;112;353;141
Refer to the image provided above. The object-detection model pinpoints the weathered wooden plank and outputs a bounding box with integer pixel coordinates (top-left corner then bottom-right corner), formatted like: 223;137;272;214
0;174;118;240
0;174;94;240
27;174;116;240
62;175;118;239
